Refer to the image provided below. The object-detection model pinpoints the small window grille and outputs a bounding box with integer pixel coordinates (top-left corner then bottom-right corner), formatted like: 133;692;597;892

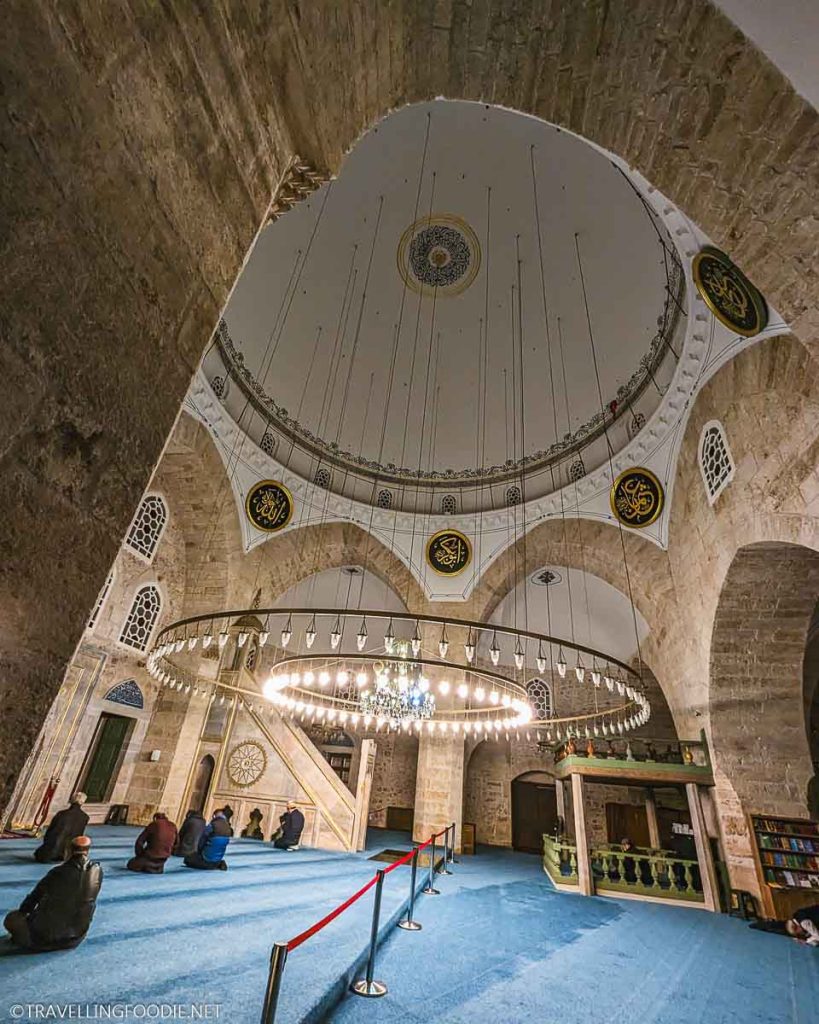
119;585;162;652
505;486;522;507
699;420;734;505
314;467;331;489
441;494;457;515
526;678;553;721
569;457;586;482
376;489;393;509
245;643;258;671
628;411;646;440
88;570;114;631
126;495;167;561
260;430;277;457
211;376;227;399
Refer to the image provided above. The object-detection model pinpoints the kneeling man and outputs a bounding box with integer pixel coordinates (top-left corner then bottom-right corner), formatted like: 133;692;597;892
5;835;102;951
184;809;231;871
127;812;178;874
274;801;304;851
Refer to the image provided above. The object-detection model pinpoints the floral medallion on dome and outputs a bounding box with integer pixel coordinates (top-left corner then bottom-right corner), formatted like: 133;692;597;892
426;529;472;576
246;480;293;532
397;214;481;296
610;468;664;529
692;246;768;337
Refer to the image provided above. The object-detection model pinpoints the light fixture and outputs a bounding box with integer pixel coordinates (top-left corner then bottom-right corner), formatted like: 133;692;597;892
536;642;547;674
457;683;468;699
575;658;585;683
305;617;317;649
330;618;342;650
556;650;567;678
238;632;248;648
592;669;601;687
202;633;213;649
438;624;449;659
464;629;475;663
356;618;368;651
218;631;229;649
384;620;395;654
474;686;485;701
259;627;269;645
514;639;525;670
411;621;422;657
438;680;450;696
490;632;501;666
187;636;198;651
281;616;293;647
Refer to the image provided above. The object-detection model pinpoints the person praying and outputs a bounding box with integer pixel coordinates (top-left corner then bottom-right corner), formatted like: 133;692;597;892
273;801;305;851
173;809;206;858
127;812;178;874
5;835;102;952
33;792;89;863
183;808;231;871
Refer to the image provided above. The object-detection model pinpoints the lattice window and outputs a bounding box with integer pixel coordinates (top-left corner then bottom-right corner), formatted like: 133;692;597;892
314;467;331;489
526;678;553;721
259;430;277;457
505;486;521;507
211;375;227;399
568;457;586;482
88;570;114;631
119;585;162;652
441;494;457;515
628;411;646;440
126;495;167;561
105;679;144;709
699;420;734;505
245;642;258;671
376;489;393;509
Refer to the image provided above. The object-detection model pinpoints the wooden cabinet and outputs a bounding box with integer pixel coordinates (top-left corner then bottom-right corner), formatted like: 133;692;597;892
748;813;819;919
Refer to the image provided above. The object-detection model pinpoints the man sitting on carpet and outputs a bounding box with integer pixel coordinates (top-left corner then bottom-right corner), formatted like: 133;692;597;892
273;801;304;851
4;835;102;952
127;812;178;874
786;905;819;946
183;808;231;871
33;792;89;863
173;809;206;858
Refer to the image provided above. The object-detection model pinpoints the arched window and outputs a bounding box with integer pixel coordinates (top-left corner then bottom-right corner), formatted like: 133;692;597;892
699;420;734;505
376;489;393;509
526;678;553;721
245;642;258;671
105;679;144;709
314;467;331;489
441;494;457;515
126;495;168;561
211;375;228;399
259;430;277;457
119;584;162;652
568;457;586;482
505;485;521;507
88;570;114;631
627;411;646;439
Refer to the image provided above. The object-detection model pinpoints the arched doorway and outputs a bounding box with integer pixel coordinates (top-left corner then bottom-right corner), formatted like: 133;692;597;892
189;754;215;815
511;772;558;854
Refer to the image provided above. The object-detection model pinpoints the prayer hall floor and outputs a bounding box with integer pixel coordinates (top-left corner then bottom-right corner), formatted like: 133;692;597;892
1;827;817;1023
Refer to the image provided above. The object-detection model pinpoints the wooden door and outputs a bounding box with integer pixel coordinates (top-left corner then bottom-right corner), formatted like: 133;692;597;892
189;754;215;814
605;803;651;847
512;780;558;853
79;713;133;802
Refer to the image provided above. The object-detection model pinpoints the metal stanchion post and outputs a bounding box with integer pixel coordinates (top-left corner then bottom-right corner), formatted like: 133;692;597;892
351;870;388;997
260;942;288;1024
450;821;459;863
422;836;440;895
398;846;423;931
441;825;453;875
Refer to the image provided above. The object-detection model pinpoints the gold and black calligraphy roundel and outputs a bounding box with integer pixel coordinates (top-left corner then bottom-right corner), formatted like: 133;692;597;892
426;529;472;576
245;480;294;533
610;468;664;529
692;246;768;337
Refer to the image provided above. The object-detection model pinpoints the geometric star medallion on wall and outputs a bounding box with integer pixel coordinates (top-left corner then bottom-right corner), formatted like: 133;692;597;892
692;245;768;337
226;740;267;788
245;479;294;532
610;467;664;529
426;529;472;576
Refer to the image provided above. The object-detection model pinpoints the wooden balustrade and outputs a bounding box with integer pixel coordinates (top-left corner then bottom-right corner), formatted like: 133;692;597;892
591;845;704;903
542;834;579;886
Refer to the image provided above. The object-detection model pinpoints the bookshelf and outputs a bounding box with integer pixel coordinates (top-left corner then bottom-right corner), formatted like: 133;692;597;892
749;813;819;919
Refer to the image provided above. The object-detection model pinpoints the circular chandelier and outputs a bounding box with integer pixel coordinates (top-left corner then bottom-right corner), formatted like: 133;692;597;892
146;609;651;741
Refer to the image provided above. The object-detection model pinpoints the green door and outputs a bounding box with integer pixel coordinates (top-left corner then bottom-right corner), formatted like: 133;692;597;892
81;713;132;802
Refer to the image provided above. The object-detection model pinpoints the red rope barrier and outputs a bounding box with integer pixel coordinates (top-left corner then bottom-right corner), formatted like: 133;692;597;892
284;831;444;951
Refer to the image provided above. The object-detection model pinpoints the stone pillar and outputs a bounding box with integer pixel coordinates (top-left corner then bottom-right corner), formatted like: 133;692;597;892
571;773;593;896
555;779;566;829
352;739;377;852
686;783;720;912
413;733;464;851
645;788;660;848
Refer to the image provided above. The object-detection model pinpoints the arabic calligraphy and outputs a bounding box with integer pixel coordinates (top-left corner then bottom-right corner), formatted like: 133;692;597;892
610;469;664;528
693;247;767;337
246;480;293;532
427;530;471;576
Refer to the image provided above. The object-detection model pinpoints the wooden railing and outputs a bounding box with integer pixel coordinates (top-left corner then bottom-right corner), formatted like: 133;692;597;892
591;845;704;903
542;834;579;886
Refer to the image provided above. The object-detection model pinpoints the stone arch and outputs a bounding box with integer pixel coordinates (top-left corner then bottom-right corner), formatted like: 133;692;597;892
5;0;819;809
710;541;819;819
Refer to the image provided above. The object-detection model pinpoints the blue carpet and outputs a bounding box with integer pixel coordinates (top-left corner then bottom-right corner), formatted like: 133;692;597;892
0;826;418;1023
329;847;819;1024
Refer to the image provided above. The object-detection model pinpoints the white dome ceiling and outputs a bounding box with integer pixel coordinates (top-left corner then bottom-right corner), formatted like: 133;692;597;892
223;100;678;484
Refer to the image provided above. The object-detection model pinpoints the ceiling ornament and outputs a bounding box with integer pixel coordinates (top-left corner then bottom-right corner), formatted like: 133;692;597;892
245;480;294;533
227;740;268;787
692;246;768;337
610;467;664;529
426;529;472;576
267;158;331;225
397;214;481;296
146;609;650;739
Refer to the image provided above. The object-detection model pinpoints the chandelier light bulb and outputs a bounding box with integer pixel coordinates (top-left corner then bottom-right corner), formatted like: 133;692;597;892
384;622;395;654
303;671;315;686
474;686;485;702
289;672;301;686
605;675;614;692
557;651;567;678
411;637;422;657
305;618;317;649
575;664;585;683
174;639;185;653
356;618;368;651
330;619;342;649
319;671;330;687
464;633;476;662
187;636;198;651
237;632;248;648
593;724;599;737
616;679;625;696
501;694;511;707
617;721;624;734
418;677;430;693
490;633;501;666
281;616;293;647
536;643;547;672
219;631;229;648
356;671;368;688
337;670;349;686
259;631;269;646
438;680;450;696
514;649;525;671
592;670;601;687
489;690;499;705
457;683;468;699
